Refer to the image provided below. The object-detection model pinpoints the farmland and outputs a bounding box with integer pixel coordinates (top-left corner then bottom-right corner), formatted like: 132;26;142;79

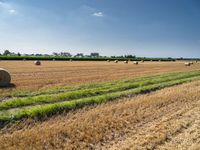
0;60;200;149
0;60;200;95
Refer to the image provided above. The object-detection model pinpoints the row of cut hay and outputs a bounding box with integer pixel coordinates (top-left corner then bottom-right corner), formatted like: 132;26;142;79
2;70;200;110
1;71;200;125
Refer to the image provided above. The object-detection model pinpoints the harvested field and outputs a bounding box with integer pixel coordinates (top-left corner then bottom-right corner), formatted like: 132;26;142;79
0;61;200;94
0;60;200;150
1;70;200;124
0;79;200;150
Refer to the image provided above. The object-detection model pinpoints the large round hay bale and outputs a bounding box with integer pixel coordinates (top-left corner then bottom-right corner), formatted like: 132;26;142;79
34;60;41;65
114;60;118;63
0;68;11;87
185;62;190;66
133;61;139;65
124;60;128;64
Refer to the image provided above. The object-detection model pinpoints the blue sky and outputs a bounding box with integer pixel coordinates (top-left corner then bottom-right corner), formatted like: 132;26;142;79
0;0;200;57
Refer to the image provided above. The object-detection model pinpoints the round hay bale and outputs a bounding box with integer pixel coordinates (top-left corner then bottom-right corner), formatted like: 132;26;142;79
140;60;144;63
133;61;139;65
34;60;41;65
0;68;11;87
184;62;190;66
107;60;110;62
124;60;128;64
69;59;72;62
114;60;118;63
189;62;193;65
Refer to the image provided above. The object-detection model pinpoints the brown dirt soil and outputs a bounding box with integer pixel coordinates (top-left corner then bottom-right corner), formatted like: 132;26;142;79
0;60;199;94
0;80;200;150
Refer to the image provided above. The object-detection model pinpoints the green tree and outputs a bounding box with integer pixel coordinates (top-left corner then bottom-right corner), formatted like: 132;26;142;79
3;50;11;56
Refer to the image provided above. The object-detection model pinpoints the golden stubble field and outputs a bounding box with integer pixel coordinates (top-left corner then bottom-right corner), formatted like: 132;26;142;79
0;60;200;94
0;60;200;149
0;78;200;150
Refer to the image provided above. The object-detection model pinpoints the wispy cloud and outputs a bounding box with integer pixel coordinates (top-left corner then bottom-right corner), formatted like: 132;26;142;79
92;12;104;17
0;1;18;15
81;5;95;12
9;9;16;14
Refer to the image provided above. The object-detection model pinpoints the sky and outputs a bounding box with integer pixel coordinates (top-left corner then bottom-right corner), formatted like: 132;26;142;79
0;0;200;58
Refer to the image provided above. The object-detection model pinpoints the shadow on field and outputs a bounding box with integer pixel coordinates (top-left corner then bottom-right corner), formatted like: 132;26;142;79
0;83;16;89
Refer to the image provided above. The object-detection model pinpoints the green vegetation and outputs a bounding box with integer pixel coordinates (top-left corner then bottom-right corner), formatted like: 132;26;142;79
0;70;200;126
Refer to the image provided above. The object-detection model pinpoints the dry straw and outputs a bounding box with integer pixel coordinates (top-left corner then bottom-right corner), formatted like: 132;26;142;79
0;68;11;87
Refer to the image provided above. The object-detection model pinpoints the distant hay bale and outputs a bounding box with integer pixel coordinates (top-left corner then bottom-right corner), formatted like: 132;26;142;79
124;60;128;64
140;60;144;63
114;60;118;63
190;62;194;65
52;59;56;61
107;60;110;62
185;62;190;66
69;59;72;62
34;60;41;65
0;68;11;87
133;61;139;65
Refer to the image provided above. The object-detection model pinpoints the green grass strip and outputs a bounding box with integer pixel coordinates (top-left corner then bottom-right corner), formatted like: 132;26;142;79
1;71;200;110
0;75;200;124
1;70;198;98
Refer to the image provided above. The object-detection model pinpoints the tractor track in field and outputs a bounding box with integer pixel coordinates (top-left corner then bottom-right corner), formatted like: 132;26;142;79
0;80;200;149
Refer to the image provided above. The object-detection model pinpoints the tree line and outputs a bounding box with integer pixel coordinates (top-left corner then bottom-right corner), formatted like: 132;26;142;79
0;50;136;58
